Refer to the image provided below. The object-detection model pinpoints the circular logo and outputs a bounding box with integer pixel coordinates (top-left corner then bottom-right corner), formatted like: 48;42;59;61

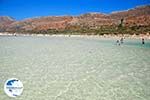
4;78;23;97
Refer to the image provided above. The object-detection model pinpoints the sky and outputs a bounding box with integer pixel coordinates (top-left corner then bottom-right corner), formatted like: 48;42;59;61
0;0;149;20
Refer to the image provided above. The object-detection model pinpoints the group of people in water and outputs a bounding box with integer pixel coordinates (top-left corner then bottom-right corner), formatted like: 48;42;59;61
116;37;124;45
116;37;145;45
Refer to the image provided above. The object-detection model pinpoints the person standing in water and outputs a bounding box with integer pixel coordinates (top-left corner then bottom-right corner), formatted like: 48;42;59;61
116;40;120;46
120;37;124;44
142;38;145;44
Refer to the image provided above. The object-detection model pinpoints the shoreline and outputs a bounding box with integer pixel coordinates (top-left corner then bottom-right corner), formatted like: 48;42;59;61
0;32;150;40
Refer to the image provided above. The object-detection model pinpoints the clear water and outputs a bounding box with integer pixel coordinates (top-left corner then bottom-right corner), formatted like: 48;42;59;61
0;36;150;100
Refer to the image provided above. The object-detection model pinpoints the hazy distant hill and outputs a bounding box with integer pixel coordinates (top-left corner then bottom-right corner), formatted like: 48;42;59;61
0;16;15;31
0;5;150;35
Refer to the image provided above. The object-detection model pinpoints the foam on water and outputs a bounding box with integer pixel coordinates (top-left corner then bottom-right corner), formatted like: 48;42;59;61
0;36;150;100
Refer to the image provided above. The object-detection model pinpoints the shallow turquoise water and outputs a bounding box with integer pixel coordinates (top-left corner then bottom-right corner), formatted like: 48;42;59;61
0;36;150;100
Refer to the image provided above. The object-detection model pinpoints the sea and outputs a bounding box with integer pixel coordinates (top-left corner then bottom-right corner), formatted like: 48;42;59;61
0;35;150;100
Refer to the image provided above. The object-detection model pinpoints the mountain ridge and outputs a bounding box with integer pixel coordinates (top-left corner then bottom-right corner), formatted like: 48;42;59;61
0;5;150;35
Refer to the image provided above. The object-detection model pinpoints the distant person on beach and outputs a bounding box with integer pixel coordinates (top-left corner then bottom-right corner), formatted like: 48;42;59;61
142;38;145;44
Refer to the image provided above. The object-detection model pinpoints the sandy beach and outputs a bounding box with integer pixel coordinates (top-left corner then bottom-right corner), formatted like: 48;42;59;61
0;32;150;40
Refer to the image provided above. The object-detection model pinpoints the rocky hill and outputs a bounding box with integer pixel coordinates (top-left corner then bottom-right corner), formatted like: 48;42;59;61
110;5;150;19
0;16;15;31
0;5;150;35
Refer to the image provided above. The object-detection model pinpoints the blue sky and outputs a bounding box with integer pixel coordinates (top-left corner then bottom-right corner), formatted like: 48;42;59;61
0;0;149;20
